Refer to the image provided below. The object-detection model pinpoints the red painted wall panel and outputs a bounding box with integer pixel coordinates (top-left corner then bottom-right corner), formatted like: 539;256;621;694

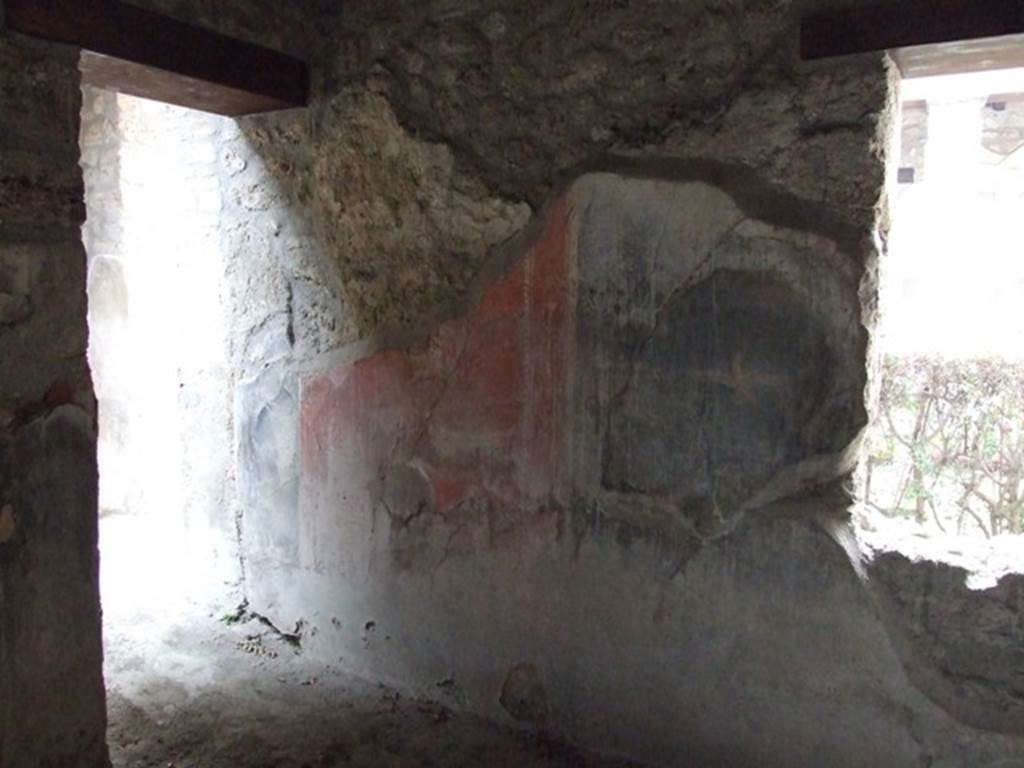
298;198;575;572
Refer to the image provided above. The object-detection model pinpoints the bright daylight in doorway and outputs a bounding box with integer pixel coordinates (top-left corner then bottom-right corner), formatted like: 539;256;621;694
856;67;1024;588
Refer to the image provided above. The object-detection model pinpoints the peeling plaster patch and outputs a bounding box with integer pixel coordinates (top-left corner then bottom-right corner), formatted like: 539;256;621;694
291;197;573;576
289;174;867;569
228;67;1024;764
0;504;16;543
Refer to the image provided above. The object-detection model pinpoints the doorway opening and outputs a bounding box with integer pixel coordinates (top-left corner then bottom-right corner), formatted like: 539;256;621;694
856;66;1024;587
79;83;616;768
80;86;263;760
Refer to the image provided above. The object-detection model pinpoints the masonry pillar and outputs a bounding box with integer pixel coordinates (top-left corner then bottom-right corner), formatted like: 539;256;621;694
0;31;109;768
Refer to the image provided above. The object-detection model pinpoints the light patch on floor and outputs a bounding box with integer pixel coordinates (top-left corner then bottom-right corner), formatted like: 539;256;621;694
100;537;643;768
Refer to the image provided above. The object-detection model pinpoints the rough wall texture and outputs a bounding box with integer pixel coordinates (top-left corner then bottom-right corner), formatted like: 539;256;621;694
141;0;1024;765
226;1;1024;765
872;552;1024;737
0;35;108;768
5;0;1023;765
330;1;886;219
250;175;1024;766
216;0;890;353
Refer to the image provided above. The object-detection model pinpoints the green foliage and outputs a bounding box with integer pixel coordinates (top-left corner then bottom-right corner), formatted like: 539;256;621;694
863;355;1024;537
220;601;251;626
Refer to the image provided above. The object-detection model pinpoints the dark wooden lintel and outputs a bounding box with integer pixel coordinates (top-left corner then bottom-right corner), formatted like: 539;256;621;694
801;0;1024;61
2;0;309;116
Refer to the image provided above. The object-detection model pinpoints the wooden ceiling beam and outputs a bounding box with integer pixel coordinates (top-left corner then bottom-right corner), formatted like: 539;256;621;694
2;0;309;116
801;0;1024;61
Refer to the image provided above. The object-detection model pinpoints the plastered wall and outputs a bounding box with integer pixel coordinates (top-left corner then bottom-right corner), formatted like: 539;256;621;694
3;1;1024;765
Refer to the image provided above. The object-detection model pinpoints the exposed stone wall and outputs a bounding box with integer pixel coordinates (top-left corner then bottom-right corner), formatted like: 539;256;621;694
0;35;108;768
252;174;1024;766
213;1;1024;764
331;2;887;218
4;1;1024;765
223;0;891;351
872;552;1024;736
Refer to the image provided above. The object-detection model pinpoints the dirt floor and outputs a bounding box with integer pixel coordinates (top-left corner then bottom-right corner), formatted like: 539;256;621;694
101;515;644;768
